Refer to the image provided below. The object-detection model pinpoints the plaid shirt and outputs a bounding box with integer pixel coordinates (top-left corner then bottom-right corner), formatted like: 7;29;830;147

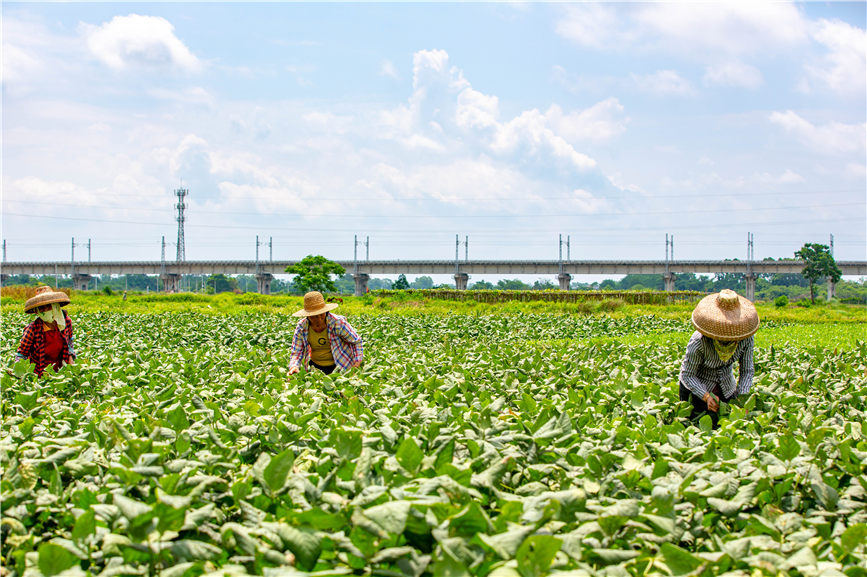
16;312;76;376
289;312;363;372
679;331;754;401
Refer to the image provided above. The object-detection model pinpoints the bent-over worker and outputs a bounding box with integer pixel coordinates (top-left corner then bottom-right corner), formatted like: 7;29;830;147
288;291;363;375
679;289;759;429
16;286;76;377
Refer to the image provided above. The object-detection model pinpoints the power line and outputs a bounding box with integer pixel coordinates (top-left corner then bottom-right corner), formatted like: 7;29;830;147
3;187;862;203
3;211;863;233
3;201;863;222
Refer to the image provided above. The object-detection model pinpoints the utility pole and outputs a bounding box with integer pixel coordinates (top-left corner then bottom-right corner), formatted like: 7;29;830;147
160;236;166;292
175;187;188;262
269;237;273;262
71;237;77;276
2;240;5;263
559;234;563;274
747;232;754;264
88;239;92;262
559;234;570;270
366;236;369;261
830;233;834;257
455;235;459;273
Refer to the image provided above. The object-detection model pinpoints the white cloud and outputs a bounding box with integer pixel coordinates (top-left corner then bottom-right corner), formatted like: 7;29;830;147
769;110;866;154
543;98;628;144
633;3;808;57
148;86;214;105
555;5;630;50
632;70;696;96
757;169;805;185
805;18;867;96
703;61;763;89
380;59;399;79
80;14;200;71
456;87;500;131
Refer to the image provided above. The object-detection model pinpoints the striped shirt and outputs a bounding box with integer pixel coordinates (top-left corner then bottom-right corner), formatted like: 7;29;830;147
289;312;363;372
679;331;754;400
16;312;76;377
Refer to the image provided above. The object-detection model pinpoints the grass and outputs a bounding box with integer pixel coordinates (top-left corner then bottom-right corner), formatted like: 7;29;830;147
2;288;865;322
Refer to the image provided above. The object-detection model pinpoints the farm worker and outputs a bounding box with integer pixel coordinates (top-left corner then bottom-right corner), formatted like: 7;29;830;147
16;286;76;377
287;291;363;375
679;289;759;429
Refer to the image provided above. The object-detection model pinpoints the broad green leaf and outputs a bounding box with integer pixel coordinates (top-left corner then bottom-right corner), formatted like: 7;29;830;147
263;449;295;493
274;524;322;571
660;543;703;575
841;523;867;554
167;404;190;432
363;500;412;535
778;434;800;461
38;542;79;576
516;535;562;577
449;502;493;537
396;437;424;472
71;510;96;541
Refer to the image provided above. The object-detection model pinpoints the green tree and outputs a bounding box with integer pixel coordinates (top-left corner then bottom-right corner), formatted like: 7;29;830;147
393;274;410;290
286;255;346;294
470;280;495;290
497;279;530;291
795;243;842;303
207;274;239;294
410;275;434;289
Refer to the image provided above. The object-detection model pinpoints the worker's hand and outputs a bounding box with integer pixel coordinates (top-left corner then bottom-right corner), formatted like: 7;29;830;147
703;391;719;412
287;365;300;375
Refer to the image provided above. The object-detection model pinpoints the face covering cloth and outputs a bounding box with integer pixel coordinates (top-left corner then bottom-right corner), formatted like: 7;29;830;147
36;304;66;330
713;339;738;362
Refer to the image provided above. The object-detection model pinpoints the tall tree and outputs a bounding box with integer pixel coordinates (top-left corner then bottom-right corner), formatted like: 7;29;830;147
393;274;410;290
285;255;346;294
795;243;842;303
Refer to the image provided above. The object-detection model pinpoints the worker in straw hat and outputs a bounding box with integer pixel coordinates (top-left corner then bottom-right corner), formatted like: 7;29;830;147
287;291;363;375
679;289;760;429
16;286;77;377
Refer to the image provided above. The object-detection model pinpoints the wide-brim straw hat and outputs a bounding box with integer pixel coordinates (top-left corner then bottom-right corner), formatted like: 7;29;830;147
691;289;759;341
24;286;71;314
292;291;339;317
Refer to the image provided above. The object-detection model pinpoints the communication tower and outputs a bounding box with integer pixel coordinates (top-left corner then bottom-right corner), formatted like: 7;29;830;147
175;187;188;262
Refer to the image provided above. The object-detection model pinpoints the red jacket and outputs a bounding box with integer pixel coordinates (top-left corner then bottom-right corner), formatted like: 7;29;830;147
16;312;76;376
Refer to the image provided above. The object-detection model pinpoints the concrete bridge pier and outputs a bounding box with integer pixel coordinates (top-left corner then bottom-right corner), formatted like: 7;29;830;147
256;273;274;295
160;273;180;293
744;274;757;302
353;273;369;296
0;274;8;286
558;273;571;291
663;273;676;292
454;273;469;290
72;274;92;291
827;278;836;301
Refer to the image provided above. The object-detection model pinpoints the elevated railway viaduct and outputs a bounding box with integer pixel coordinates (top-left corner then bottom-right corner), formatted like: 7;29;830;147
2;259;864;299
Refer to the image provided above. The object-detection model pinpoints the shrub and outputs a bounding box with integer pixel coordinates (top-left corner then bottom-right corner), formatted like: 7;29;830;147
774;295;788;308
103;286;114;296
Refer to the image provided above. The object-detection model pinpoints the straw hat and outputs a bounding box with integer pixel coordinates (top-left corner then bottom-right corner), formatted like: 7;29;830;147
292;291;339;317
24;286;71;314
691;289;759;341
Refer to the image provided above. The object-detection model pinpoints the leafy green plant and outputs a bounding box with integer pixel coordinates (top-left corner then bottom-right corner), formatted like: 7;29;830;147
0;309;864;577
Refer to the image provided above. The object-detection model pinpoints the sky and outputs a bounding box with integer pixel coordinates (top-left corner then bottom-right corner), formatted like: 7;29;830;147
2;2;866;282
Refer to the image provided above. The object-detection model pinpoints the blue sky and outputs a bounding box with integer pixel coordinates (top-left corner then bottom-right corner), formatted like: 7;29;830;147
2;2;865;280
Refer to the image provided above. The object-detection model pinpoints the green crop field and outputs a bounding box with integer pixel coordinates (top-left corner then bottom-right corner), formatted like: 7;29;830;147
1;302;865;577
